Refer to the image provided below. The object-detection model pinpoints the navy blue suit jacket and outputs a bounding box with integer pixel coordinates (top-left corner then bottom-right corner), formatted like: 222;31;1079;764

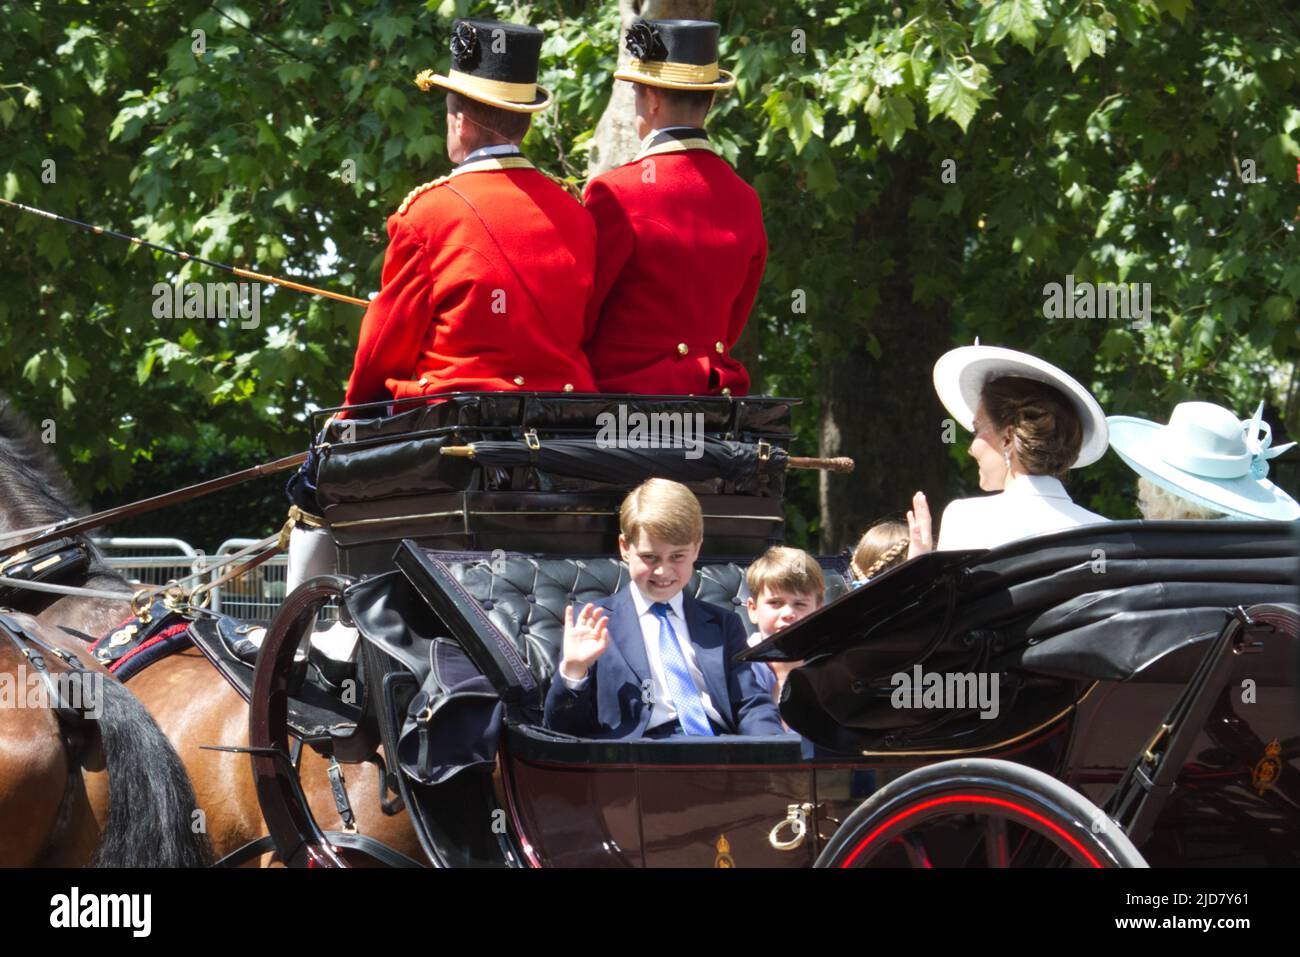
542;586;785;739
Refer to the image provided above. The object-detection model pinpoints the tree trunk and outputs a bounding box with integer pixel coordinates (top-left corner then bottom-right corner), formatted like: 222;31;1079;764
587;0;717;177
819;152;956;552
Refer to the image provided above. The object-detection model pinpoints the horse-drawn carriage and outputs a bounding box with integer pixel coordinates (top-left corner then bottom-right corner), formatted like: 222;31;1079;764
0;390;1294;867
217;392;1299;868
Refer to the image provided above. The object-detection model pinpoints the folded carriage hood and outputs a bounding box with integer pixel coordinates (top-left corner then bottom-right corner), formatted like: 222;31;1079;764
740;520;1299;752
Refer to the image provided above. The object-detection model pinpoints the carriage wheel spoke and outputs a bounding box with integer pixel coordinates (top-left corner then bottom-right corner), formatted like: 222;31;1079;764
899;833;932;868
984;815;1010;868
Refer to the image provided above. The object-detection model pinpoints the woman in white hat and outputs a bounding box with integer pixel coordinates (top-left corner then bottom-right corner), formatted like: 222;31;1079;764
1109;401;1299;521
908;345;1112;553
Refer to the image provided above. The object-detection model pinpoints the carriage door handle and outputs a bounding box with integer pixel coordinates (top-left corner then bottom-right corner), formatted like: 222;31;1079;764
769;803;814;851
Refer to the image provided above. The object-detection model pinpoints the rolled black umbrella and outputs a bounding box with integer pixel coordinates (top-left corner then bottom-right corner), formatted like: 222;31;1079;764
440;435;851;491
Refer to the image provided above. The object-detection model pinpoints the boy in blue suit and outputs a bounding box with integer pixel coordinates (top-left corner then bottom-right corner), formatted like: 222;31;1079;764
543;478;785;739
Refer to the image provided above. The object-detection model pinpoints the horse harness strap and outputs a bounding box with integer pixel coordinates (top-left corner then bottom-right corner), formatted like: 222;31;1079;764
326;756;357;833
0;611;96;747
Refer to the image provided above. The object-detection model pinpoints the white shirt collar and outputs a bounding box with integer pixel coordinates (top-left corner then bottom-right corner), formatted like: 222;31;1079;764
1001;473;1071;500
460;143;523;165
630;583;685;619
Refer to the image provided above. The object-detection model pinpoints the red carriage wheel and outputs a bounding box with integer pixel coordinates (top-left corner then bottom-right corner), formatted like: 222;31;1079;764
815;758;1148;868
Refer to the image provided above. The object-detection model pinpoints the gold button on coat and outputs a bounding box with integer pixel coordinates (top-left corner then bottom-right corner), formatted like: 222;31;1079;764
676;343;688;355
721;387;731;396
715;341;724;353
513;376;525;386
563;383;574;393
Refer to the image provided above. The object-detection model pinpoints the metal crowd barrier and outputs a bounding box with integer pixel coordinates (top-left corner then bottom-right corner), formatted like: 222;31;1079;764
91;537;337;626
211;538;289;623
90;536;285;624
91;537;205;588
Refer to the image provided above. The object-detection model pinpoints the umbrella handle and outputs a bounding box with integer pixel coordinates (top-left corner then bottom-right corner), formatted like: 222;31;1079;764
788;456;855;474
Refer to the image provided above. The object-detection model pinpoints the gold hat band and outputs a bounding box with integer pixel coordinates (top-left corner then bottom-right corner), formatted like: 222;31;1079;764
626;58;721;84
445;69;538;103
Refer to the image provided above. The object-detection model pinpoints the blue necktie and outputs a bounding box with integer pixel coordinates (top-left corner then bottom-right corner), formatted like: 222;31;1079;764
650;602;713;736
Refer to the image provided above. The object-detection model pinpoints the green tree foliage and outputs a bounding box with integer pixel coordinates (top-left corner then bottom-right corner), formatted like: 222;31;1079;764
1;0;1296;546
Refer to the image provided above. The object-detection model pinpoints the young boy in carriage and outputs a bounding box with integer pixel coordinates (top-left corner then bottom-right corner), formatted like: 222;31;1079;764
743;546;824;704
543;478;786;739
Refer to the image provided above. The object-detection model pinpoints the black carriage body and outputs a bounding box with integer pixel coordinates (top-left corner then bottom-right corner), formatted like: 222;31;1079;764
254;395;1300;867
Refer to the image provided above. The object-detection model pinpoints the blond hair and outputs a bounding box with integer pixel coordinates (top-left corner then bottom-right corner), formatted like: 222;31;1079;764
851;520;909;581
1136;476;1226;520
746;546;825;602
619;478;704;546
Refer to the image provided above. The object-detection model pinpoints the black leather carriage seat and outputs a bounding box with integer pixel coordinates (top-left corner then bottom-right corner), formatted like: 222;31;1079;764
396;549;852;694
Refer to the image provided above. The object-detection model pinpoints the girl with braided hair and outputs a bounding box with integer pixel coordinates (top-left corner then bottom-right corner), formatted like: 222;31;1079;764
849;520;909;585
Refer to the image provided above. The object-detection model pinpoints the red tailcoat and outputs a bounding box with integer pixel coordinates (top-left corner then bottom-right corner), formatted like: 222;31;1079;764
341;162;597;416
582;146;766;396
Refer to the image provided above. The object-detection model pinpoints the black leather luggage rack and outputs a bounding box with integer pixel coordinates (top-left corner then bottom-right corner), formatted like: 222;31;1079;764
313;392;800;557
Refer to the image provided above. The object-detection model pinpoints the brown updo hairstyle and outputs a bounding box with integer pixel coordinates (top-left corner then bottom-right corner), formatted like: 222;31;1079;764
980;376;1083;479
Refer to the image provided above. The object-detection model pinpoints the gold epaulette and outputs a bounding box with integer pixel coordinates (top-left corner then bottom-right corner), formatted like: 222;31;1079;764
396;175;450;216
547;173;584;204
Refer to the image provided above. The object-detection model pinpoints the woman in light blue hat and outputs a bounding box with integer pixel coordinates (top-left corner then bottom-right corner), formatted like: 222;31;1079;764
1108;401;1299;521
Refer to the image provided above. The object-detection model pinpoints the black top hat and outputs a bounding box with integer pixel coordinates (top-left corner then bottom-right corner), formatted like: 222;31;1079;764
414;19;551;112
614;19;736;91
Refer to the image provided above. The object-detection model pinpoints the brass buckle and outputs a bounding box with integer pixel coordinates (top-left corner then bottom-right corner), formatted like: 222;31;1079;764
757;439;771;463
524;430;541;452
131;588;154;622
161;582;187;613
187;584;213;610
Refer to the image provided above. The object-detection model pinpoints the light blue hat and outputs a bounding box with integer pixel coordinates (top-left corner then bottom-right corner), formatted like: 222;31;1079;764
1107;401;1299;521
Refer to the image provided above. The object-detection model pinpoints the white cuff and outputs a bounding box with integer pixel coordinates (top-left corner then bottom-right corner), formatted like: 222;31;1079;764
560;670;589;691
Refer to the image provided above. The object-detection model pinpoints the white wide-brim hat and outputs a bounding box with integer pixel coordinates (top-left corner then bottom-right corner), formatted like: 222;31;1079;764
932;345;1110;468
1107;401;1299;520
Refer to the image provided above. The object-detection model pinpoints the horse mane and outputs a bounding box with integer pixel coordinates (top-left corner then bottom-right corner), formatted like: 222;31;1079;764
0;394;92;524
0;393;119;578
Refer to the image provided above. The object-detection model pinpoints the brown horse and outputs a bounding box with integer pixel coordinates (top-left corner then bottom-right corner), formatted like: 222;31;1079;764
0;611;212;866
0;397;422;865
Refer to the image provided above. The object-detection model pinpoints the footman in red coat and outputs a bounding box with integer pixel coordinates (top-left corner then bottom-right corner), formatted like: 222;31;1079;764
286;18;595;588
340;17;597;418
583;19;766;397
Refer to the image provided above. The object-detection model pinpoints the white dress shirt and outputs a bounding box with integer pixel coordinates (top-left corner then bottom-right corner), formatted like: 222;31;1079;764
937;473;1110;551
560;585;725;731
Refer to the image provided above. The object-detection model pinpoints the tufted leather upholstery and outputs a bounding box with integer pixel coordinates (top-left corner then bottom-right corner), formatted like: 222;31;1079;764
417;552;852;690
